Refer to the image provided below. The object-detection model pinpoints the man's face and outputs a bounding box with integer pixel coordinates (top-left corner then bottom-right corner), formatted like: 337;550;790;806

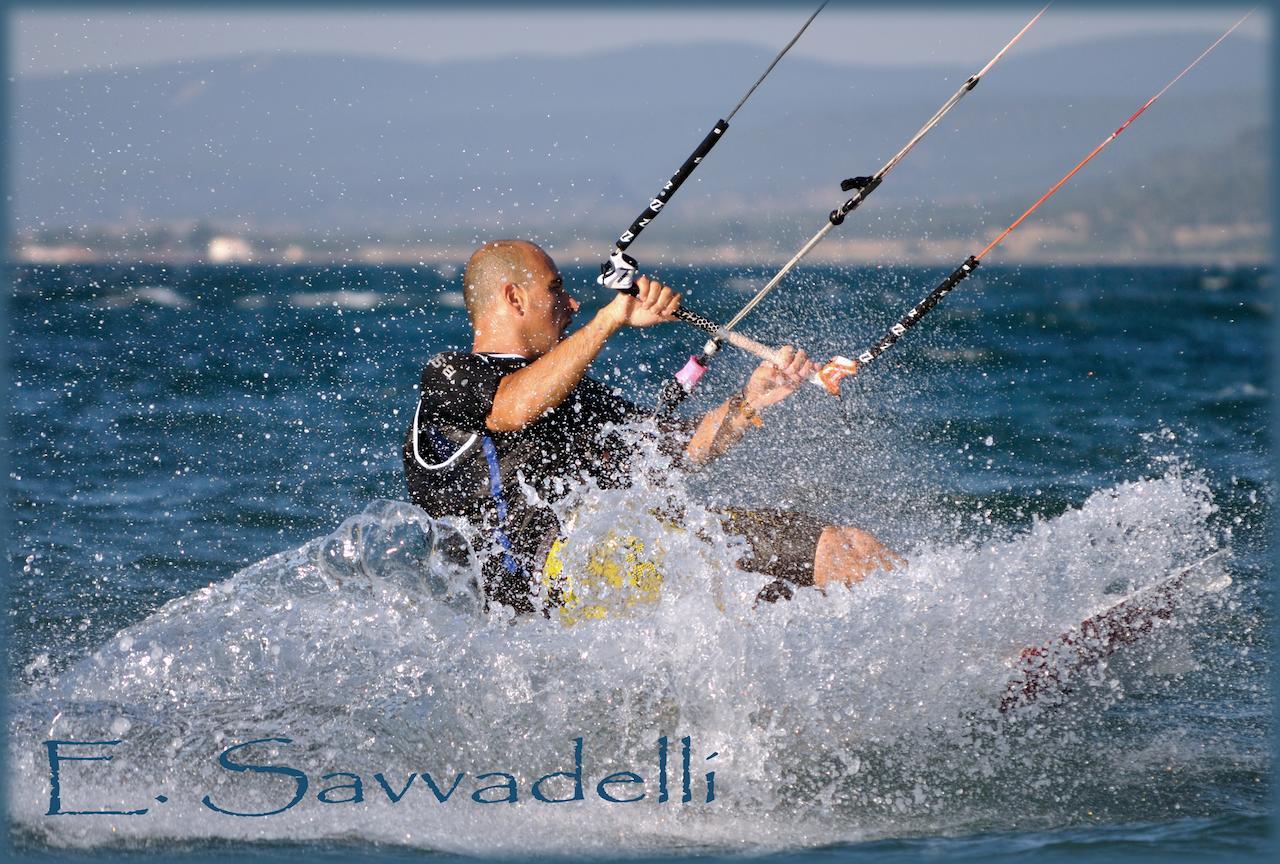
519;250;579;357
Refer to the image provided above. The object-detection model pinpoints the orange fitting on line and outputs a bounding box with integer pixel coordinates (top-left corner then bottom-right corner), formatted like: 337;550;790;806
817;356;860;396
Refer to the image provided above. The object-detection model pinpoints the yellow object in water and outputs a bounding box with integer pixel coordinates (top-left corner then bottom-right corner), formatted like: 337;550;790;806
541;530;666;626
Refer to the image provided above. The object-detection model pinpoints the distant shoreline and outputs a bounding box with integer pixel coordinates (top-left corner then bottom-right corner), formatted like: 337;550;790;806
11;249;1270;269
10;232;1272;270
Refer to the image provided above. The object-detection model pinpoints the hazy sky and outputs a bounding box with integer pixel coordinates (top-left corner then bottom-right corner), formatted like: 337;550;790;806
13;6;1268;78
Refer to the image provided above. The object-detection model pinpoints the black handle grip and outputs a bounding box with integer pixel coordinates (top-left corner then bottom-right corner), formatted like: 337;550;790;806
613;120;729;252
653;377;690;420
617;281;721;337
858;255;980;364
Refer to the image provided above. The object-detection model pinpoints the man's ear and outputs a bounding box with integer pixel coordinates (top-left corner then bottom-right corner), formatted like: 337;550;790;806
501;282;524;316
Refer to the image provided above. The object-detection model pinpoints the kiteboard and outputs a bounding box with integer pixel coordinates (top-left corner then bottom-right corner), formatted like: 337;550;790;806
1000;550;1230;712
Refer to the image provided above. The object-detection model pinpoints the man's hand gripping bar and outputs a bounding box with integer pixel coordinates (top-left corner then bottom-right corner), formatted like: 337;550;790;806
694;330;858;397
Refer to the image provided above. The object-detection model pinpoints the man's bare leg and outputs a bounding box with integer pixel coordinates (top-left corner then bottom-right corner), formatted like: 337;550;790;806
813;526;905;588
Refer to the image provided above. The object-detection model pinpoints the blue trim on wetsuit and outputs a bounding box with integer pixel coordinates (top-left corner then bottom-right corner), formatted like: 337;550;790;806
481;435;524;577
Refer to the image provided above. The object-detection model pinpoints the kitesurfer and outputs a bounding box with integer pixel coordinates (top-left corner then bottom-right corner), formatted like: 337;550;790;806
403;239;901;614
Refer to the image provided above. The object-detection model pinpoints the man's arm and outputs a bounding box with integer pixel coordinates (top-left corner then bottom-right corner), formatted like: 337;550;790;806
684;345;817;466
683;392;759;465
486;277;679;432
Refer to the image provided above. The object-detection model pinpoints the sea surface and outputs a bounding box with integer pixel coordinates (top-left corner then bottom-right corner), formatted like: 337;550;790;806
5;262;1273;860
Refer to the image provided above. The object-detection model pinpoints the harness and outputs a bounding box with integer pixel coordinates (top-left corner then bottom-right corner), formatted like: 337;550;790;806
411;402;527;581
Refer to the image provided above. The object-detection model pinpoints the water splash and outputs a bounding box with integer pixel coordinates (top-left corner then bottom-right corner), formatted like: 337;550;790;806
8;467;1242;854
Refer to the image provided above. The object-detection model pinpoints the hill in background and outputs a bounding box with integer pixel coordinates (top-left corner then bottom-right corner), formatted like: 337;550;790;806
11;31;1269;264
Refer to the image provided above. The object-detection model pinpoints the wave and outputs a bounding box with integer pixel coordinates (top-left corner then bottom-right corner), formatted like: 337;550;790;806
1210;381;1268;401
288;290;384;310
919;346;990;363
437;290;466;309
233;294;270;310
91;286;191;309
7;469;1242;854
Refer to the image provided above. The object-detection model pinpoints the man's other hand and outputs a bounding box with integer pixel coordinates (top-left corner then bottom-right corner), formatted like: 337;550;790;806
744;345;818;409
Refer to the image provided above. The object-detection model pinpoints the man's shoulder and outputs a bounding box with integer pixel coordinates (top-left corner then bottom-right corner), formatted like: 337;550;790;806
419;351;526;392
424;350;528;368
422;349;470;377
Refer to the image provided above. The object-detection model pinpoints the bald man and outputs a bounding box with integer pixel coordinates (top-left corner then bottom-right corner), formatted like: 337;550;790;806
404;240;900;614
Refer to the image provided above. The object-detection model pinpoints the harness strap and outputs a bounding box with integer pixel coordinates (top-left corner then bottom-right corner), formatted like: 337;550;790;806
481;436;525;578
413;411;529;581
411;398;477;470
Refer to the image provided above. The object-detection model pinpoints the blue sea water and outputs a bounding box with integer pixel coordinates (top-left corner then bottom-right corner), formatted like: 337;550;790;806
4;262;1273;859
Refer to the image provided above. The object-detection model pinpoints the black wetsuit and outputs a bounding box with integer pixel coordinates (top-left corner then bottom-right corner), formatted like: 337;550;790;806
403;351;826;612
403;351;647;611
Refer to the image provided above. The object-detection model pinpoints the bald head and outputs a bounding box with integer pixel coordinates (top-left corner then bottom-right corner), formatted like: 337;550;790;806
462;240;552;326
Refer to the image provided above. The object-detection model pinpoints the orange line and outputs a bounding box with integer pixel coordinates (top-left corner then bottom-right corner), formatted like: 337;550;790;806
975;9;1253;262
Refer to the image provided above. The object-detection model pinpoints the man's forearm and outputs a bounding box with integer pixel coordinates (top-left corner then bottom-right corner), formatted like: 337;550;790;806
684;391;759;466
486;311;619;432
